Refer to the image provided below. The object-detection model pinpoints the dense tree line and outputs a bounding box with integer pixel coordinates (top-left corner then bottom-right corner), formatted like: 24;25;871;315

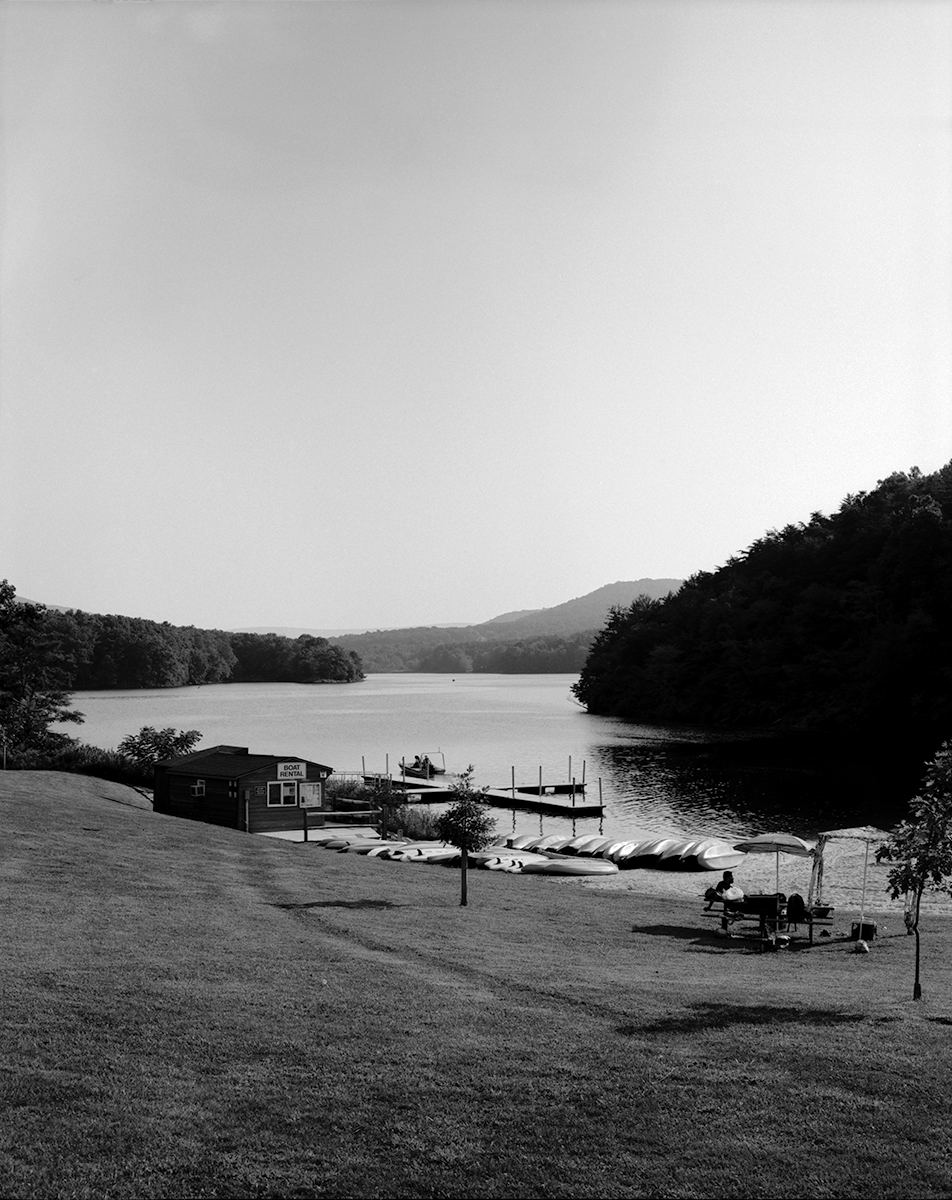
573;464;952;759
330;627;595;673
415;631;595;674
0;587;364;701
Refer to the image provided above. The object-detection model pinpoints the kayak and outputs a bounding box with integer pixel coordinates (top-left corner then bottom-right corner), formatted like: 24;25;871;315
577;836;618;857
695;843;747;872
521;858;620;876
560;834;605;855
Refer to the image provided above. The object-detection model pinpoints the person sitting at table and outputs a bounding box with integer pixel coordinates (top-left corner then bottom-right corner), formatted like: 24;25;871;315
715;870;745;936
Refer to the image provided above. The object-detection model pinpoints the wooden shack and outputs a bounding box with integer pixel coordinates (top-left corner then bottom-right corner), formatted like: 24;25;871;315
152;744;333;833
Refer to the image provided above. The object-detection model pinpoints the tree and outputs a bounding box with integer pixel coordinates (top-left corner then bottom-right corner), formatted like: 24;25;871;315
435;766;498;907
0;580;84;761
118;726;202;766
876;742;952;1000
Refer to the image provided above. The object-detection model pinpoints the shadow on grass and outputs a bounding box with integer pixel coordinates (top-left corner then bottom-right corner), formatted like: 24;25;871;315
272;900;402;910
632;924;702;941
617;1002;866;1037
632;924;763;951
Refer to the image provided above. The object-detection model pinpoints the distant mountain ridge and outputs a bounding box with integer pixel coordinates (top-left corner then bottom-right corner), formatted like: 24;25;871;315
464;580;683;640
18;581;682;642
231;623;472;638
228;580;682;644
324;580;684;672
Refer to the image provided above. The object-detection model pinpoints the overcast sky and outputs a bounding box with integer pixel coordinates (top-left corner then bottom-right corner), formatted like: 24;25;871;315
2;0;950;631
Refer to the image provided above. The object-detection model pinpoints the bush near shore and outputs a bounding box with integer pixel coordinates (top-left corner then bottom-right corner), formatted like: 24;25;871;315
3;771;952;1200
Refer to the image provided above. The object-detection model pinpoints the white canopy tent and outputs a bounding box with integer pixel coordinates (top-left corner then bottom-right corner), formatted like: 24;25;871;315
809;826;890;929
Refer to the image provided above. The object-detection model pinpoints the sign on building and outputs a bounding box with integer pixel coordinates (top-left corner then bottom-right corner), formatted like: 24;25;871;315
277;761;307;780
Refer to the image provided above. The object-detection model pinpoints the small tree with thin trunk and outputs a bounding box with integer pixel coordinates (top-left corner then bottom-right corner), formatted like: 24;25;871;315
876;741;952;1000
435;765;497;907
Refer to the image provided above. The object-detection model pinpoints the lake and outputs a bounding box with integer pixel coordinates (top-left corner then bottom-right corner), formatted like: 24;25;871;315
62;673;913;845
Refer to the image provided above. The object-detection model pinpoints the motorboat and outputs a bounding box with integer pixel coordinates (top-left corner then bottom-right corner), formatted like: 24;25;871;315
400;752;447;779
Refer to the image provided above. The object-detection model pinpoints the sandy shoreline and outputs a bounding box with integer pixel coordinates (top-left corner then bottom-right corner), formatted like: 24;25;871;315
564;849;949;920
270;824;947;920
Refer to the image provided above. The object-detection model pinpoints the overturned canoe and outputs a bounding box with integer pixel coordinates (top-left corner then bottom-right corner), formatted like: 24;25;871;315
521;857;620;876
694;842;747;872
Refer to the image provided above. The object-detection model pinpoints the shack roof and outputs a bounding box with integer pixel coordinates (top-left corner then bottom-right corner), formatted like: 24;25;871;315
157;746;332;778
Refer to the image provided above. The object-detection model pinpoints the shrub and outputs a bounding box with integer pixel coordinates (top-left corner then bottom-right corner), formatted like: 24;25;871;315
388;804;442;841
5;739;154;789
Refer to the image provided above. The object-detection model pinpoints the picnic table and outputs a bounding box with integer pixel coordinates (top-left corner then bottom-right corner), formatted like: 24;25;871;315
703;894;835;948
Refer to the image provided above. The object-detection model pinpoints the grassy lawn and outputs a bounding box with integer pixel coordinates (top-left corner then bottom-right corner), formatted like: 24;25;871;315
2;771;951;1199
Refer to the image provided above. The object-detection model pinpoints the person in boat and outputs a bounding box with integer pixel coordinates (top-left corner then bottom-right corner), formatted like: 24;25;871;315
421;755;431;774
413;756;422;770
713;870;745;936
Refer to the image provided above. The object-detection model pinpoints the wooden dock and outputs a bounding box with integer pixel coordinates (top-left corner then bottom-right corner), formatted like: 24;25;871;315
370;776;603;819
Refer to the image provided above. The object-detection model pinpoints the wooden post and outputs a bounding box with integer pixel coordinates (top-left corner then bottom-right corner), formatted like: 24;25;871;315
572;777;576;808
511;765;515;801
582;760;586;787
302;806;308;842
361;755;366;776
460;847;468;907
244;796;250;833
538;765;543;796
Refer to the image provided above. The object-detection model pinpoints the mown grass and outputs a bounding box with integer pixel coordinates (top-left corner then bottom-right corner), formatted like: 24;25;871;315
2;770;951;1199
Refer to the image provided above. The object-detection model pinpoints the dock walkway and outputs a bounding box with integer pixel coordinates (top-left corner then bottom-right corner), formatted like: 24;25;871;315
375;776;603;819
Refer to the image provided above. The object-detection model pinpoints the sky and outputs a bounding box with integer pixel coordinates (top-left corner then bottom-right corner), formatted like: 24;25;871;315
2;0;951;631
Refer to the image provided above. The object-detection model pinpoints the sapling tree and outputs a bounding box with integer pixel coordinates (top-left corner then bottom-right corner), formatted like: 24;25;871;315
876;741;952;1000
435;765;497;907
118;726;202;767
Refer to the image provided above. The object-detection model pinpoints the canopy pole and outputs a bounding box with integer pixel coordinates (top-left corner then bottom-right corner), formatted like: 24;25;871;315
858;841;871;934
808;835;828;907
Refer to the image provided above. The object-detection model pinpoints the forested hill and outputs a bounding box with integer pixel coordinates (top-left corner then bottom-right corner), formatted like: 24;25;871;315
573;464;952;756
2;589;365;689
328;579;683;672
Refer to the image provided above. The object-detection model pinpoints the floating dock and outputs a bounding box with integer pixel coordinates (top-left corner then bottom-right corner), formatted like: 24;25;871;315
372;776;603;819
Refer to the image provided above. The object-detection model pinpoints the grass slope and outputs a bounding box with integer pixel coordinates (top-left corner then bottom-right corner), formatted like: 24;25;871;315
2;772;951;1199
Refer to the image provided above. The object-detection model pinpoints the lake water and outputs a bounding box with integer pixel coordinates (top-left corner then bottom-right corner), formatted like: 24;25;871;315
63;673;912;846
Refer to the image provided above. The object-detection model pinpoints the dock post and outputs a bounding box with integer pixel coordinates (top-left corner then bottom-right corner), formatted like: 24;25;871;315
511;766;515;801
362;755;366;777
538;765;543;796
582;760;586;787
572;777;576;808
302;807;308;843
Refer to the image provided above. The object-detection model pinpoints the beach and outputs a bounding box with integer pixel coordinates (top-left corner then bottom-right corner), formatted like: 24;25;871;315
567;841;943;921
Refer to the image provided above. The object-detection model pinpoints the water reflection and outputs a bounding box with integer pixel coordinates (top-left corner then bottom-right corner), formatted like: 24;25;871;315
590;728;914;841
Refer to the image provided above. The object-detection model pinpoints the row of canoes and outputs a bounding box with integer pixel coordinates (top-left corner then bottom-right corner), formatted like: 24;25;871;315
495;832;746;872
306;830;745;874
307;834;620;875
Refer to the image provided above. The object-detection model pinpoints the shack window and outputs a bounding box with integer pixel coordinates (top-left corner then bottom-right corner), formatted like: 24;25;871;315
267;781;298;807
190;779;205;797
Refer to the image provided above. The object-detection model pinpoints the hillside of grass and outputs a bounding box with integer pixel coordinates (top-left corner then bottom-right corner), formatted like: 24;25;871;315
3;771;952;1199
